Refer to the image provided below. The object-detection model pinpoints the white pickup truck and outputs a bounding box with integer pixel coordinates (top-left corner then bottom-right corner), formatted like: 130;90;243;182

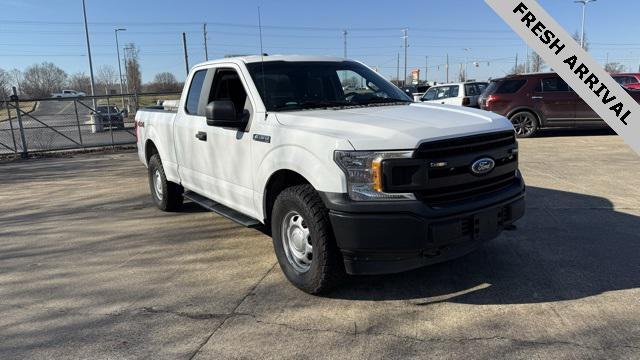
136;55;525;294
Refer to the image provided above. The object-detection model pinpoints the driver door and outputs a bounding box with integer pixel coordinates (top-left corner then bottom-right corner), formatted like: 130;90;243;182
173;65;257;218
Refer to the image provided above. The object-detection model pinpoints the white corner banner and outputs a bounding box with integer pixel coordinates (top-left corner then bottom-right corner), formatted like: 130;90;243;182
485;0;640;155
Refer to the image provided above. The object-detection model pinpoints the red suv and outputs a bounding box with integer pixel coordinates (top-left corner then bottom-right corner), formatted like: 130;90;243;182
480;73;614;137
612;73;640;90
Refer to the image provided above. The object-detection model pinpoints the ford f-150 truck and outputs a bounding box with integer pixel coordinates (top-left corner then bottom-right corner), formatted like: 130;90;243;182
136;55;525;294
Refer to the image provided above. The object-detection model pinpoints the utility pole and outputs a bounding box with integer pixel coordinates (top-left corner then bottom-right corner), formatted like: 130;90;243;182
81;0;96;108
182;32;189;76
425;56;428;84
203;23;209;61
446;53;449;83
115;28;126;108
525;46;530;73
123;46;131;94
343;29;348;58
515;52;519;74
396;53;400;86
402;29;408;86
574;0;596;49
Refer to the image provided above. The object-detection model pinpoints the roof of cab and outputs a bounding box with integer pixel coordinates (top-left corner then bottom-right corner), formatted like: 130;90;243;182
196;55;350;67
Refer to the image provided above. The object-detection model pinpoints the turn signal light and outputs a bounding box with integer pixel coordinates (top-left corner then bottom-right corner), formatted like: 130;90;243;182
372;158;383;192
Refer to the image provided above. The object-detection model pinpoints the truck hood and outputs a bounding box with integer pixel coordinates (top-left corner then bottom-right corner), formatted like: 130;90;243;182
274;103;514;150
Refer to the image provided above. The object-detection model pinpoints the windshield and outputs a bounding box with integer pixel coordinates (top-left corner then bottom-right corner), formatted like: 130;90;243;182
245;61;412;111
97;106;118;113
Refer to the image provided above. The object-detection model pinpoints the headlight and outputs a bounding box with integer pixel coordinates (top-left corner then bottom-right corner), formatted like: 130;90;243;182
334;150;416;201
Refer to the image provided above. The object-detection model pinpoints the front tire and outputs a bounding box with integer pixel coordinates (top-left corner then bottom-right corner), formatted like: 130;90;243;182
509;111;539;138
148;154;183;211
271;184;344;294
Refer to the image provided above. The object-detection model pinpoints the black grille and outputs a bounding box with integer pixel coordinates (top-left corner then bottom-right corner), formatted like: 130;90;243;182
415;131;516;159
413;130;519;205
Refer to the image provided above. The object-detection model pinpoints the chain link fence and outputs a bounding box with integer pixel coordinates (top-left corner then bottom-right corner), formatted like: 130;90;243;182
0;91;180;157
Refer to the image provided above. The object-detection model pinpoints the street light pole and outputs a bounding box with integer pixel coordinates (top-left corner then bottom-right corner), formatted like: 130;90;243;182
81;0;96;108
574;0;596;49
463;48;471;81
115;28;126;109
402;29;408;86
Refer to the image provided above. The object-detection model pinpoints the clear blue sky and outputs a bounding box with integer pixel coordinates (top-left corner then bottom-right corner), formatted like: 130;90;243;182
1;0;639;84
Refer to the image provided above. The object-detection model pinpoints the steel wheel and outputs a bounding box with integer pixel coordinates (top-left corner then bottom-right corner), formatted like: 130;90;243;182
281;211;312;273
153;170;164;201
510;112;538;137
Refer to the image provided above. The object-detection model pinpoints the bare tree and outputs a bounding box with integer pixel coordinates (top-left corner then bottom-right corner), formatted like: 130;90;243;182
510;63;527;75
604;62;626;74
68;72;92;95
0;68;10;100
572;31;589;51
21;62;68;99
530;52;544;72
125;44;142;93
148;72;180;92
97;65;117;94
10;69;22;95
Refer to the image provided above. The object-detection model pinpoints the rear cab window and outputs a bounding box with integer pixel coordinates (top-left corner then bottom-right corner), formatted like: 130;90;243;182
185;70;207;115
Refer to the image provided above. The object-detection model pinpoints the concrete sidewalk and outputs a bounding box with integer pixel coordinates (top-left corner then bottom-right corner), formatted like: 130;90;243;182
0;132;639;359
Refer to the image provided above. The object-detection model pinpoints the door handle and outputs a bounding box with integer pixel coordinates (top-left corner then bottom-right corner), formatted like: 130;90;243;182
531;96;544;99
195;131;207;141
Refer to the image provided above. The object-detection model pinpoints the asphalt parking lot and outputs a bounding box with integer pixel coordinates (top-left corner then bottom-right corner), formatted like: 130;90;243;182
1;130;639;359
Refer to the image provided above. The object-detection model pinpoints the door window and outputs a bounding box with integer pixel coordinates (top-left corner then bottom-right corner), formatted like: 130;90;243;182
208;69;250;120
339;70;375;95
185;70;207;115
431;85;457;100
422;88;437;101
538;77;569;92
613;76;639;85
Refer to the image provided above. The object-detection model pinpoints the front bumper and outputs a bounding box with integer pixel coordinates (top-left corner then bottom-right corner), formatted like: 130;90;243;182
320;177;525;275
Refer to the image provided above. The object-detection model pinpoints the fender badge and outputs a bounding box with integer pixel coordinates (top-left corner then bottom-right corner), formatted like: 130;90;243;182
253;134;271;143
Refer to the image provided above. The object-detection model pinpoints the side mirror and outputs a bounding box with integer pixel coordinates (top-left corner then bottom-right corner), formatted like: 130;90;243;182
206;100;247;130
121;109;128;117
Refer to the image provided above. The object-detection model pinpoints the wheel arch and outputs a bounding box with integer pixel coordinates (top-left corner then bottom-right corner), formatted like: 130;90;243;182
263;169;311;225
506;107;545;126
144;139;159;165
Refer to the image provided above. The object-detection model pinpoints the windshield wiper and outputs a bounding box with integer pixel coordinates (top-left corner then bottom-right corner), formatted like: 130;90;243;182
298;100;351;109
356;97;413;105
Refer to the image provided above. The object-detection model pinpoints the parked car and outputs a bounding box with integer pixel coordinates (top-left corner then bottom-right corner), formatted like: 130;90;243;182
94;105;125;129
420;82;488;107
479;72;640;137
52;90;86;98
135;55;525;294
612;73;640;90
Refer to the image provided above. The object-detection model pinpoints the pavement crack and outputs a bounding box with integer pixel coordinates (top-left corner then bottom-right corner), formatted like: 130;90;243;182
140;307;227;320
187;261;278;360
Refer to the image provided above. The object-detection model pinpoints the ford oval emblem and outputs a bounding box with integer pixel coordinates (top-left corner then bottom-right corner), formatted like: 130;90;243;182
471;157;495;175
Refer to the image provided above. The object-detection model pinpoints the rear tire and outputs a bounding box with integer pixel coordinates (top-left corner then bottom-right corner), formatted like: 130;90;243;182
148;154;183;211
509;111;539;138
271;184;344;294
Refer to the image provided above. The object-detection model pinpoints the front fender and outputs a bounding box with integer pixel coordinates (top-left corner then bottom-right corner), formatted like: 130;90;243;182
253;144;348;220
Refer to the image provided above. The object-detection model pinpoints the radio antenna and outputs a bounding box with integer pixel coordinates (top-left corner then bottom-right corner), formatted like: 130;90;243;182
258;6;268;116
